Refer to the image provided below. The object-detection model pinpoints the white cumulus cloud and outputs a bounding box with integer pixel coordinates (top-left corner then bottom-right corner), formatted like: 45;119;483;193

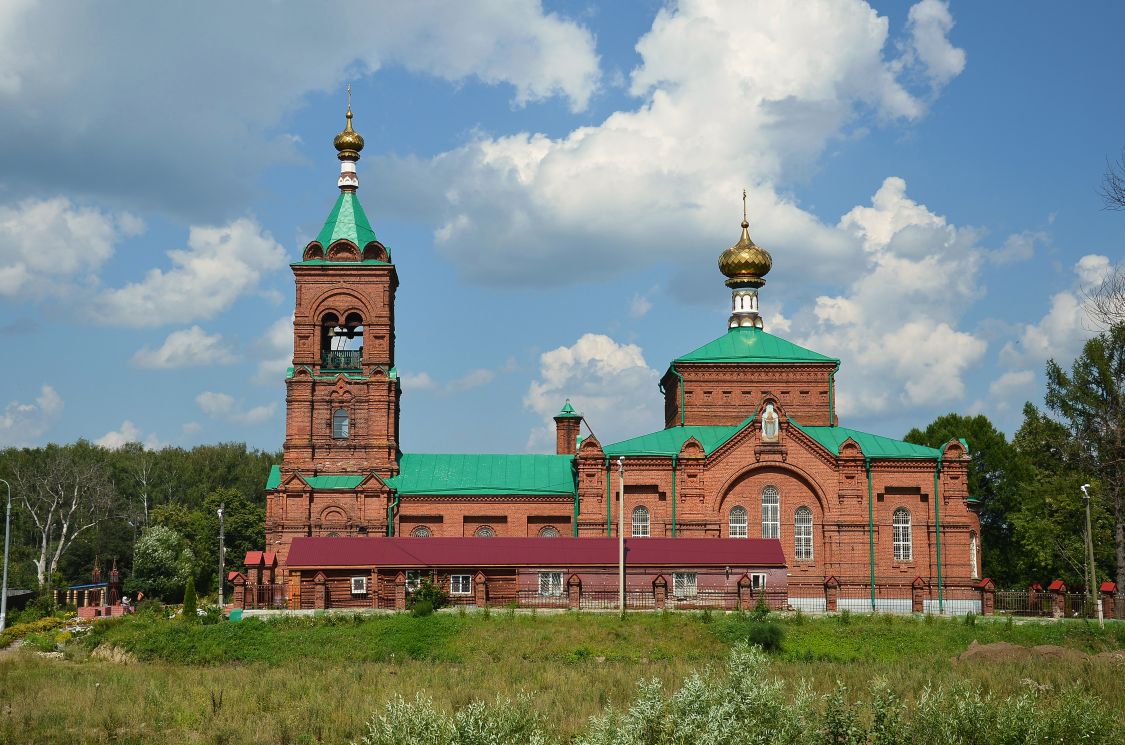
0;384;63;446
195;391;277;426
96;218;286;327
252;315;294;385
132;326;235;369
95;420;162;450
524;333;661;451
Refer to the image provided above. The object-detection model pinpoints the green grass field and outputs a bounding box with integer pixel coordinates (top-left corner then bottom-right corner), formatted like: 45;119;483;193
1;611;1122;744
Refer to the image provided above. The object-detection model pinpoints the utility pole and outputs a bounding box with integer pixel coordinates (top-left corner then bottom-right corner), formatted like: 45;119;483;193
0;478;11;633
1080;484;1104;627
617;457;625;615
217;503;225;608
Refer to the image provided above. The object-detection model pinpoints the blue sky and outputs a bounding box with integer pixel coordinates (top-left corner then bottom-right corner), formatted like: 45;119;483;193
0;1;1122;454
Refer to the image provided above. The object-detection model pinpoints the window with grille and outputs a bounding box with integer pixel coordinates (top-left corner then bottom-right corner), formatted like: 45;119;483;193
729;506;748;538
474;525;495;537
332;408;349;438
761;486;780;539
450;574;472;595
892;508;912;561
410;526;432;538
538;571;563;596
350;576;367;595
673;572;697;598
794;506;813;560
631;506;650;537
538;526;560;537
406;570;422;592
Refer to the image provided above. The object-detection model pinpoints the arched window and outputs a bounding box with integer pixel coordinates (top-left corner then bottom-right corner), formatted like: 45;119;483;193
631;506;650;537
794;507;813;560
332;408;349;439
538;526;560;537
410;526;431;538
970;531;978;579
761;486;780;539
474;525;495;537
892;508;912;561
729;506;748;538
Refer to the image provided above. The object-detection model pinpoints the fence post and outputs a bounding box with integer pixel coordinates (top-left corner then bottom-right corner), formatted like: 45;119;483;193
911;576;927;614
824;576;839;613
567;574;582;610
737;574;752;611
1047;579;1066;618
394;572;407;611
371;569;379;609
313;572;328;610
232;573;246;609
1100;582;1117;620
653;574;667;609
975;577;995;615
474;571;488;607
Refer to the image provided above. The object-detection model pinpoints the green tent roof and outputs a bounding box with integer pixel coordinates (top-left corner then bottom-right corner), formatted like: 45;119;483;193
604;417;753;457
265;465;281;489
314;191;378;248
789;422;940;459
675;327;837;365
556;400;581;418
386;453;577;496
263;466;369;491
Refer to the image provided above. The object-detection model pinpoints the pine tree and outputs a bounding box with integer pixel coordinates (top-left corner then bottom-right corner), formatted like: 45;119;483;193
182;577;198;620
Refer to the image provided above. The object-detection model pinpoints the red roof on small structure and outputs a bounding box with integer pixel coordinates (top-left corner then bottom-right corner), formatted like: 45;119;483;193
227;571;242;581
263;551;277;567
1100;581;1117;593
1047;579;1066;592
286;536;786;569
244;550;263;566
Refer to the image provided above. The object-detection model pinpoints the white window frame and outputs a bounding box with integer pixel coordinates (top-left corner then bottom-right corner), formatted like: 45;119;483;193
751;573;767;591
631;506;650;537
729;505;748;538
892;508;913;562
538;571;563;597
405;570;423;592
332;408;350;439
350;576;368;595
450;574;473;595
794;506;813;561
761;486;780;539
672;572;697;598
970;532;979;579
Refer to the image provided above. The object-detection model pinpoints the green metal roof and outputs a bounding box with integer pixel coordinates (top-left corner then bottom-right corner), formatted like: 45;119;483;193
291;259;389;267
789;422;941;459
386;453;576;496
556;400;581;418
263;466;369;491
265;465;281;489
675;327;837;365
314;192;378;249
604;417;753;457
284;365;399;382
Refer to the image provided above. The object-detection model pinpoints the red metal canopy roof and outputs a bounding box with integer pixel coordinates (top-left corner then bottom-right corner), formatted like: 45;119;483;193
286;536;786;569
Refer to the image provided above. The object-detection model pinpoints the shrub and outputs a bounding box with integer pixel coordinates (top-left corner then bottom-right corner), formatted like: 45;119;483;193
0;615;68;648
182;578;198;621
962;611;977;626
407;578;450;611
411;600;435;618
745;621;784;653
357;692;548;745
749;597;771;622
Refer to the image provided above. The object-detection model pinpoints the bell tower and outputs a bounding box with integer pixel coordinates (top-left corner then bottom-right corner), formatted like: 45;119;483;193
282;92;401;479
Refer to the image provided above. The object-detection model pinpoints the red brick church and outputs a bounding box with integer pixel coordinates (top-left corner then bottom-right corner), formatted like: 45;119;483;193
253;104;982;612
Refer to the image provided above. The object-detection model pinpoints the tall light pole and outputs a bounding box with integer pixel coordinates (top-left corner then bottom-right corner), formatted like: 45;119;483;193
217;503;225;608
1079;484;1103;626
617;457;625;615
0;478;11;633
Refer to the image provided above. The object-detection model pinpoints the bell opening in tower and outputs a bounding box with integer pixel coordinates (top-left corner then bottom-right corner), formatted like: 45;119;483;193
319;311;365;371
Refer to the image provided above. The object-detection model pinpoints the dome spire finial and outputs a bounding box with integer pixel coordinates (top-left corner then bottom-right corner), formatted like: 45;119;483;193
718;188;772;330
333;82;365;191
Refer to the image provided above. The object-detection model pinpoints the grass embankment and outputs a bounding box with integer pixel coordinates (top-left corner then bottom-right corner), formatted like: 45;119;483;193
1;612;1122;744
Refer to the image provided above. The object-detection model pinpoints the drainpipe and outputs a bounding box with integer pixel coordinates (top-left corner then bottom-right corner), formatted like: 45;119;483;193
386;494;400;537
605;457;612;537
670;455;678;537
865;457;875;612
670;366;686;426
934;457;944;613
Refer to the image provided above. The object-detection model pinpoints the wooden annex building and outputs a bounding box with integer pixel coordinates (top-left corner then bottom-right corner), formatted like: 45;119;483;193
242;103;983;614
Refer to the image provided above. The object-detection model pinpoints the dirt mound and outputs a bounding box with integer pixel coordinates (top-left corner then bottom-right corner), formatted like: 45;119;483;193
954;640;1089;664
91;644;137;665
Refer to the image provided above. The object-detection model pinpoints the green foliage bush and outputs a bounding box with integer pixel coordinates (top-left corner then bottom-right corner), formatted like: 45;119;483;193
411;600;435;618
407;578;450;611
182;578;198;621
0;615;68;648
127;525;195;601
357;692;548;745
745;621;784;652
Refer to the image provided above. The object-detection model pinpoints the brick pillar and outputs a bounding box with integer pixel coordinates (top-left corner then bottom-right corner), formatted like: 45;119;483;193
1100;582;1117;620
313;572;328;610
737;574;753;611
1048;580;1066;617
371;569;379;609
824;576;839;613
233;574;246;609
976;578;995;615
567;574;581;610
911;577;927;614
394;572;407;611
474;571;488;607
653;575;668;609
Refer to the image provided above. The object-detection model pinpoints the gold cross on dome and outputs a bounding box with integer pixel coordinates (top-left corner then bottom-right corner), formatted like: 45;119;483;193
742;188;748;222
346;82;352;110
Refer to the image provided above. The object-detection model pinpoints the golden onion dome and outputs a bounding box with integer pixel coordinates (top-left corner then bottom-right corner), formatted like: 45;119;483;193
718;219;772;287
333;106;365;160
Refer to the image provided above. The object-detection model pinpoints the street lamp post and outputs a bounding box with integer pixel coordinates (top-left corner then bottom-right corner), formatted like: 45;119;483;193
0;478;11;633
1079;484;1104;627
617;457;625;615
217;503;225;609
